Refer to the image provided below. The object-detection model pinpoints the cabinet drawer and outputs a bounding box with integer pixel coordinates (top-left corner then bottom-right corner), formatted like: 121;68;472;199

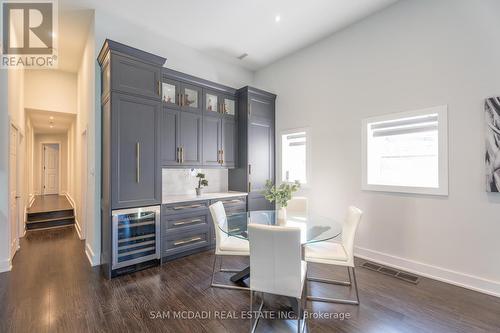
163;212;208;233
211;196;247;210
163;201;209;216
162;228;210;257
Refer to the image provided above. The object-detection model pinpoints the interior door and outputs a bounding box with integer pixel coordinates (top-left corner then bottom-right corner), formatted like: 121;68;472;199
9;125;18;257
43;144;59;195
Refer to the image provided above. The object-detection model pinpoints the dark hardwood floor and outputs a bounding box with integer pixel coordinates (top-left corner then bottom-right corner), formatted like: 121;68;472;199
1;227;499;333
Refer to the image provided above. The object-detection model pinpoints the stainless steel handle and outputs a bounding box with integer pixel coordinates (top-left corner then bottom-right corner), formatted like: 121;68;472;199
174;236;202;246
158;80;161;96
172;204;203;210
179;93;183;107
248;164;252;175
220;149;224;164
136;142;140;183
248;182;252;192
173;218;202;226
181;147;184;163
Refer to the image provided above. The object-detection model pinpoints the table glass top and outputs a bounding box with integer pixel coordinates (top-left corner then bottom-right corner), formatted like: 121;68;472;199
219;210;342;244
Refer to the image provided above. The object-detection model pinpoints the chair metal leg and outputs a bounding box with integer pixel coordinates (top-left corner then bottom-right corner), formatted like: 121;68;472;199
250;291;264;333
307;266;360;305
211;255;250;291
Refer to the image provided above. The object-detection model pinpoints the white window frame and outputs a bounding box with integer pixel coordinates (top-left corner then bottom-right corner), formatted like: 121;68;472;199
279;127;311;187
361;105;448;196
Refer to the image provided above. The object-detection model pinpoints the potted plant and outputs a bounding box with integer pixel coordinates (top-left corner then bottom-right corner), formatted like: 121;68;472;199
195;173;208;196
263;180;300;222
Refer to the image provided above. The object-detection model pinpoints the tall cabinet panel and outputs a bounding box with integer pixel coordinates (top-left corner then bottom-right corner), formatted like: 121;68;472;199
161;108;180;166
229;87;276;211
98;39;166;279
110;93;162;209
179;112;203;166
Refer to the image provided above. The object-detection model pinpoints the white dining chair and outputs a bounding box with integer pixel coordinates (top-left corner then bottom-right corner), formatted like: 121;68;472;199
287;197;308;214
304;206;363;305
209;201;250;290
248;224;307;333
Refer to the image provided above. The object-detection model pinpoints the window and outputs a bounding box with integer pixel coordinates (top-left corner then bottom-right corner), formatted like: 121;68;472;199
281;129;310;185
362;105;448;195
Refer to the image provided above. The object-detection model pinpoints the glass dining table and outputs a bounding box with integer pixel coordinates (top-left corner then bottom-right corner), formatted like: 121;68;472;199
218;209;343;284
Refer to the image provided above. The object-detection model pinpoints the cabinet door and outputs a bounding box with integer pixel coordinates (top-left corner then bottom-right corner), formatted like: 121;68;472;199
221;117;236;168
161;108;180;166
179;112;202;166
221;95;236;117
161;78;181;109
111;93;161;209
203;115;222;166
248;116;274;210
111;54;161;100
180;83;202;112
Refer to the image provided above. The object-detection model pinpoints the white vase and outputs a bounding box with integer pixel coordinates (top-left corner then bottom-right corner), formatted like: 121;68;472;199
277;207;287;225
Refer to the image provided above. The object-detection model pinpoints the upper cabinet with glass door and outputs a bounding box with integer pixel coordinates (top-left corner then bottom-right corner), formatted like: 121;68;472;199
161;77;201;112
222;95;236;117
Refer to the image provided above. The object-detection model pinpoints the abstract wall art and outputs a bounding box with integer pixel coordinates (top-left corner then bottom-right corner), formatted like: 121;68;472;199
485;97;500;192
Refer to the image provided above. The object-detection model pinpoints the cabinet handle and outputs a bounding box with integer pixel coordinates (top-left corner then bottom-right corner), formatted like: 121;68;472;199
176;147;180;163
172;204;202;210
220;149;224;164
174;236;202;246
136;142;140;183
248;164;252;175
158;80;161;96
179;93;183;107
181;147;184;163
217;149;220;164
173;218;202;226
248;182;252;192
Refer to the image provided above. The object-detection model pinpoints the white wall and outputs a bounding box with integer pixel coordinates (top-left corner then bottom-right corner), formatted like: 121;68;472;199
0;70;10;272
254;0;500;296
24;70;77;114
33;133;69;195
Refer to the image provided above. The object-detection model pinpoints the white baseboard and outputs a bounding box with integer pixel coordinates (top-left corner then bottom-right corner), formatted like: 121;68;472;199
355;246;500;298
85;243;99;266
28;194;35;208
74;218;84;240
64;193;76;208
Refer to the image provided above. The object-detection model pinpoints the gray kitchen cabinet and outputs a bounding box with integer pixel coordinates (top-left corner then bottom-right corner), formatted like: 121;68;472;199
161;108;180;166
179;112;203;166
111;53;162;100
111;92;162;209
160;107;202;167
221;117;237;168
229;87;276;211
98;40;166;279
203;114;222;166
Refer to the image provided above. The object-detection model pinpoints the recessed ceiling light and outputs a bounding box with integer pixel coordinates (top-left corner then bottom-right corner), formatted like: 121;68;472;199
275;15;281;22
49;116;54;120
50;125;54;128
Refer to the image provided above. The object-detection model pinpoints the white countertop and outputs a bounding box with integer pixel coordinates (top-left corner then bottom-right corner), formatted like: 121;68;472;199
162;191;248;205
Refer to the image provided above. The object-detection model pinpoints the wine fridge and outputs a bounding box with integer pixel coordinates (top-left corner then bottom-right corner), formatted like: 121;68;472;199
112;206;161;271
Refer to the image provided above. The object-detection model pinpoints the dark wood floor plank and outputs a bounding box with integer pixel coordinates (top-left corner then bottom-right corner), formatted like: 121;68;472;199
1;227;499;333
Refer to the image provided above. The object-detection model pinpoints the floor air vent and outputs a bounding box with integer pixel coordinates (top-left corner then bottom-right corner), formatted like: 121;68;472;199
361;261;420;284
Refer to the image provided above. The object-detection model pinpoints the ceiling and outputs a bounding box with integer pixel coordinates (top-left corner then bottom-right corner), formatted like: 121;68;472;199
27;109;76;134
60;0;397;71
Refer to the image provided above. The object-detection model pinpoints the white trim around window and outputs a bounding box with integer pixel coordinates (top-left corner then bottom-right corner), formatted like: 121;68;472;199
279;127;311;187
361;105;449;196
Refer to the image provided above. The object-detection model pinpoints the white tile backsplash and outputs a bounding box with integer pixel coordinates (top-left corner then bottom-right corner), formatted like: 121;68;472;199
162;168;228;196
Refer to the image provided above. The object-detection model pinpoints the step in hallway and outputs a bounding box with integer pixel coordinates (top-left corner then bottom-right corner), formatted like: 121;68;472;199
27;195;75;230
